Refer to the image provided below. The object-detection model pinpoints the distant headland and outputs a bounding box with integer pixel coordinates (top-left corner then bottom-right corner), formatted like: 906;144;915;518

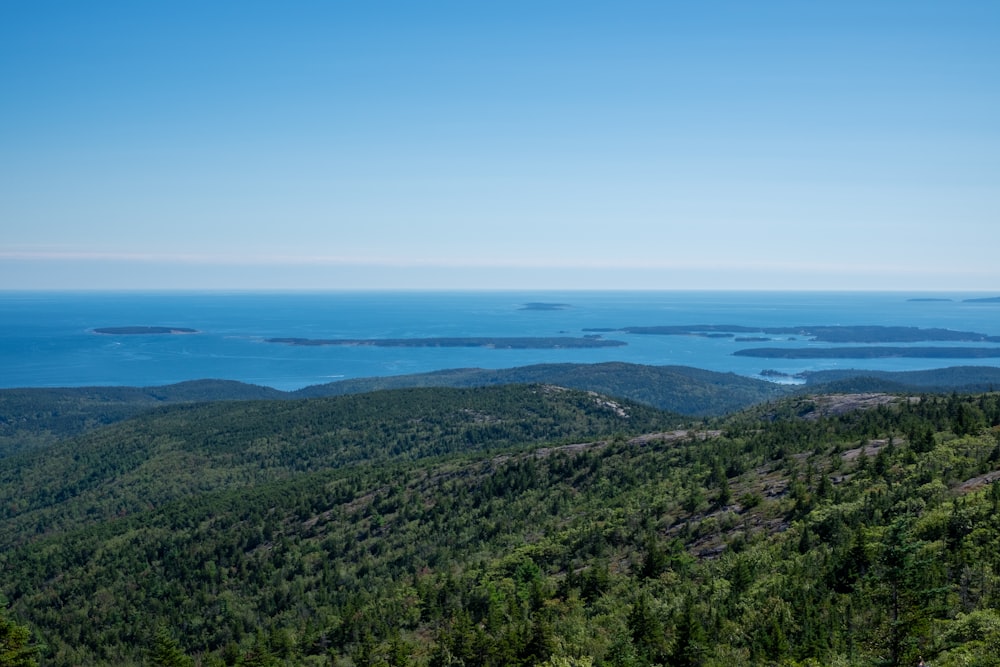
93;326;199;335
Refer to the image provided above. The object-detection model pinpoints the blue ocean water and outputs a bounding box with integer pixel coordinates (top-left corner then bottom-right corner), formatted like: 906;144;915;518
1;291;999;391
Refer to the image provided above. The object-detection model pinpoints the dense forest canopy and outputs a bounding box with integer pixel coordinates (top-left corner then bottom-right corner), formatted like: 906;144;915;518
0;375;999;665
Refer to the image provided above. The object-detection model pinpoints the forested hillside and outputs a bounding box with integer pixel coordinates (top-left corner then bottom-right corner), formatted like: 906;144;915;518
0;364;783;459
291;363;793;416
0;386;675;550
5;363;998;460
0;380;283;457
1;387;1000;666
801;366;1000;393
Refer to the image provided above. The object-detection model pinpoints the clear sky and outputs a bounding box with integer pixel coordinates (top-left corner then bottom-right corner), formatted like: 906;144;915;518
2;1;998;291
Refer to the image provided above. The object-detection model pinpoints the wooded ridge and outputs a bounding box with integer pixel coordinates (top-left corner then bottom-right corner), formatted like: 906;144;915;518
5;363;1000;459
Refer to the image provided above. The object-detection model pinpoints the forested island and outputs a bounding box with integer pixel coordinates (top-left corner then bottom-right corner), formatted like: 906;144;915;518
93;326;199;335
735;346;1000;359
519;302;572;310
266;336;625;349
611;324;1000;343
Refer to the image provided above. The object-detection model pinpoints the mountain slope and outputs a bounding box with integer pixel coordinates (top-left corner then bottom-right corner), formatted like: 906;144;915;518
1;389;999;666
292;362;794;416
802;365;1000;393
0;380;284;457
0;364;785;458
0;385;677;551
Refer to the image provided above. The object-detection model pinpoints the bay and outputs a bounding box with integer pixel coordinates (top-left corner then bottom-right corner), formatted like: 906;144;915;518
1;290;999;391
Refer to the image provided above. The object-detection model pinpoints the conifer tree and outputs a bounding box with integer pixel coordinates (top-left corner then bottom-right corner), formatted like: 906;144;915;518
0;606;37;667
149;625;192;667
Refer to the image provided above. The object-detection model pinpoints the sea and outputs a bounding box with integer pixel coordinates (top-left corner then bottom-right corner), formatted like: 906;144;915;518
1;290;999;391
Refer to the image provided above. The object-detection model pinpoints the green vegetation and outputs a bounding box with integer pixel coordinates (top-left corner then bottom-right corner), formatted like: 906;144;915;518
735;347;1000;359
294;363;794;417
0;364;791;457
618;324;1000;343
0;385;675;548
0;381;284;457
0;380;999;665
801;366;1000;393
0;604;37;667
6;363;1000;461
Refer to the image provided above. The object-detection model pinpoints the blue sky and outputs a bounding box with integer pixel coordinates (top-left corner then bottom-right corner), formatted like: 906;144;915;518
2;1;998;290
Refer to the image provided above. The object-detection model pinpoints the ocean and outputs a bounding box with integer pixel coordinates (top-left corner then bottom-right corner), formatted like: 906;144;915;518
1;290;999;391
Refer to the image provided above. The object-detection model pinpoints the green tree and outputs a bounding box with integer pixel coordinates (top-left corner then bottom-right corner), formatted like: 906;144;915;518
0;607;37;667
241;630;277;667
711;460;731;506
671;599;706;667
628;593;668;665
149;625;192;667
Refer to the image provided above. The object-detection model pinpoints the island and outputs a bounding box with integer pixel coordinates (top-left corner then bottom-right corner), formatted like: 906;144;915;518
759;369;803;379
734;347;1000;359
93;326;199;335
266;336;626;349
907;298;953;302
964;296;1000;303
617;324;1000;343
519;302;571;311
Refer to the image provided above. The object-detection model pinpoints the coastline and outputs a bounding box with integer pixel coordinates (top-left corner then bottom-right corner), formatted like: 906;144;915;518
4;291;1000;391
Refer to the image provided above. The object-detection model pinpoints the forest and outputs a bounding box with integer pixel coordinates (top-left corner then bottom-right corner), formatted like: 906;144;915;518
1;376;999;665
6;364;999;459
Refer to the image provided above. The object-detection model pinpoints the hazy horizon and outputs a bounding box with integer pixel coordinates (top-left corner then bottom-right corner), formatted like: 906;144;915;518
2;285;999;295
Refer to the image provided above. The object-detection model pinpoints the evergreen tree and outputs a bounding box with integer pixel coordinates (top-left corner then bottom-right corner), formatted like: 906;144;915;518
627;593;668;665
149;625;192;667
671;599;706;667
0;607;37;667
